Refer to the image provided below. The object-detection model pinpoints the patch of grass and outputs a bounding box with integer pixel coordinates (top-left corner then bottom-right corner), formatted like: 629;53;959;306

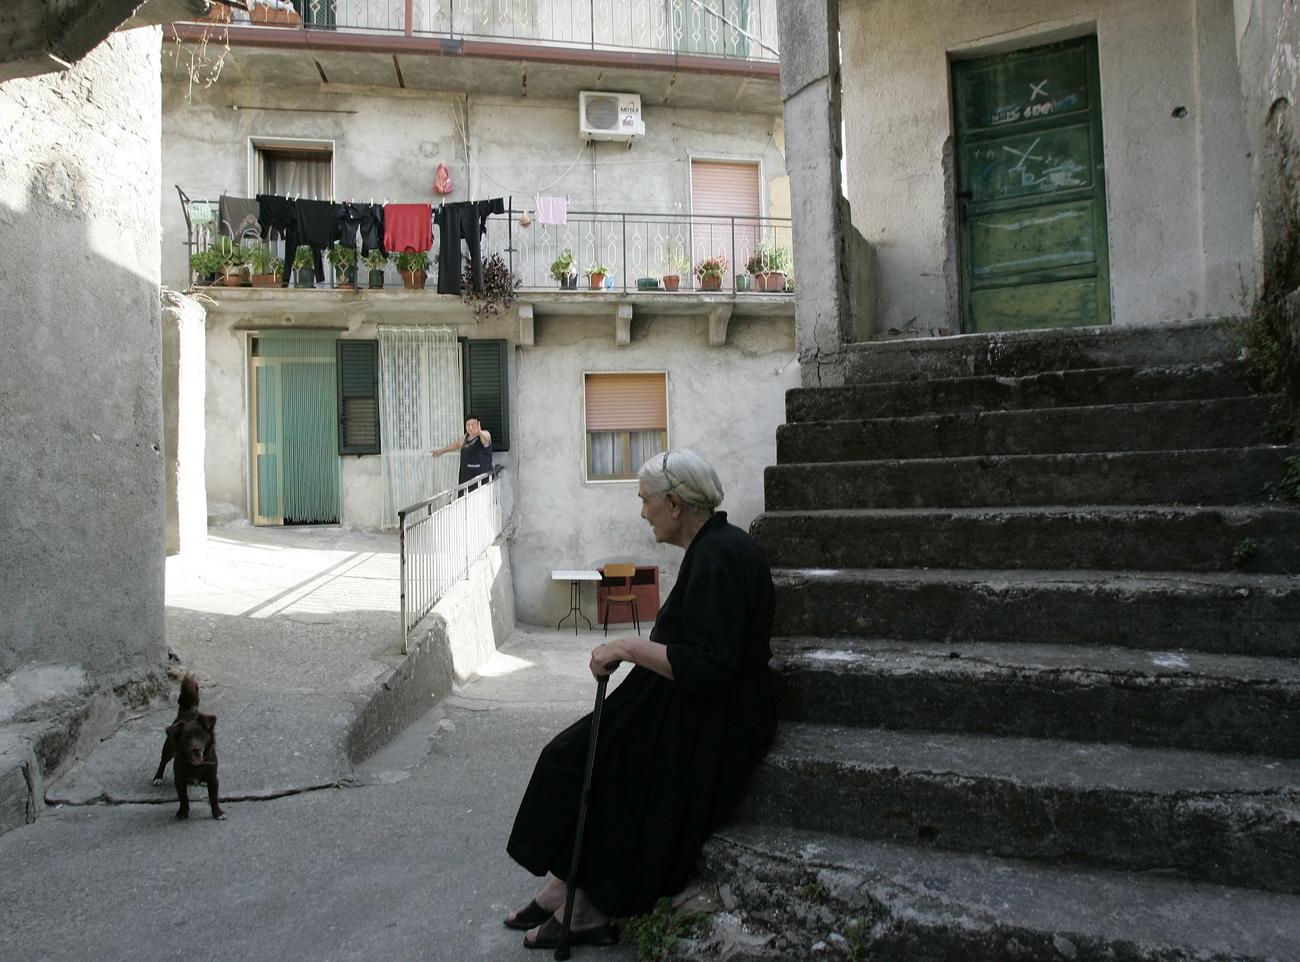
1263;403;1296;444
1232;538;1258;565
1236;296;1288;393
623;898;709;962
845;917;868;962
797;881;829;904
1265;455;1300;502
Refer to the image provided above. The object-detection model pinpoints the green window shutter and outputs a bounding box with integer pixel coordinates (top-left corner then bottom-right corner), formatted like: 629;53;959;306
336;339;380;455
459;338;510;452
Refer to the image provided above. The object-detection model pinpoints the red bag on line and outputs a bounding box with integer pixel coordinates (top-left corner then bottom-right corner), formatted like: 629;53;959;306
433;163;453;195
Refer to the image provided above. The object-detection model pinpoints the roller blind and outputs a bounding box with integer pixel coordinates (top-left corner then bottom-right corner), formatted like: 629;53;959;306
460;338;510;451
584;374;667;432
691;161;760;218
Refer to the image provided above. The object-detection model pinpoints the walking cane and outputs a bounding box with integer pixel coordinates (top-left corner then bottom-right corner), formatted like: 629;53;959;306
554;662;617;961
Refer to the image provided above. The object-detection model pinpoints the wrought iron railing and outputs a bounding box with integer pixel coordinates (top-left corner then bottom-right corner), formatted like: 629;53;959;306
398;467;503;654
492;202;793;293
203;0;778;61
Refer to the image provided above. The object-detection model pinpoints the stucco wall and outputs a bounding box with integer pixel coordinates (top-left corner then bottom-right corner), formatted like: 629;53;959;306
0;28;166;683
839;0;1254;335
511;312;798;626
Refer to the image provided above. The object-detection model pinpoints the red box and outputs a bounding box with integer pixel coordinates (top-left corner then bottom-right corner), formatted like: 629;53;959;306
596;566;660;627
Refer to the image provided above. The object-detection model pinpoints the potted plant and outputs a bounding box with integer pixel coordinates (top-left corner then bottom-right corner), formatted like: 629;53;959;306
636;273;661;290
189;247;225;286
550;249;577;289
747;242;791;291
661;245;690;291
209;237;249;286
293;245;316;288
248;243;284;287
362;249;390;289
694;253;727;291
394;250;431;289
585;264;613;290
327;242;359;289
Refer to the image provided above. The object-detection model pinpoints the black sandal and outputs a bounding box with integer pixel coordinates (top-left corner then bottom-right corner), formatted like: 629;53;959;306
523;916;619;949
503;899;553;931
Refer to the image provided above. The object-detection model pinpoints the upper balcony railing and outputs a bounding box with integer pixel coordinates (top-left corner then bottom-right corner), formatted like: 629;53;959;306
202;0;779;62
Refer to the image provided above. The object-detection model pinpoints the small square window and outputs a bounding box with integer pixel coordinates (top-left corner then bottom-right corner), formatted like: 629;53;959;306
584;373;668;481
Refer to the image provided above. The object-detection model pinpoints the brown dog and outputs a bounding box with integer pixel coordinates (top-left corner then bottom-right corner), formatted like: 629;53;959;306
152;673;225;820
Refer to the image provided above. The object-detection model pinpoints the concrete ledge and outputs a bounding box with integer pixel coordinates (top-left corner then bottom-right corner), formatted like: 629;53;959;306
345;540;515;762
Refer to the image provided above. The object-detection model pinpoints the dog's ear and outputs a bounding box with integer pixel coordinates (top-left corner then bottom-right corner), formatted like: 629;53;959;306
165;721;181;738
198;713;217;732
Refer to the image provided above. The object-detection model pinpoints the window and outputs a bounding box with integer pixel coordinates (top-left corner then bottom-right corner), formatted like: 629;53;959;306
584;373;668;481
337;339;380;455
252;141;334;200
691;159;761;270
460;338;510;452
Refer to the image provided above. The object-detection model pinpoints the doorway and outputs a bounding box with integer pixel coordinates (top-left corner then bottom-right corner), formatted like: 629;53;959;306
250;331;341;525
952;36;1111;333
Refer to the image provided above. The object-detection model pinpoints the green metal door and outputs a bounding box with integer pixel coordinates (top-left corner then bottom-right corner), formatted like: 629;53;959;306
953;37;1110;333
250;331;341;525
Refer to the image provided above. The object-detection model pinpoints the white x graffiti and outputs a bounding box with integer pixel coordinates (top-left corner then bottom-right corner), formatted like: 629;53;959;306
1029;78;1050;101
1003;137;1043;173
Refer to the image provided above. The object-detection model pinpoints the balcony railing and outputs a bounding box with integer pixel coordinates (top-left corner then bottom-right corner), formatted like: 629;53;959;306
203;0;778;61
178;189;794;294
492;202;793;294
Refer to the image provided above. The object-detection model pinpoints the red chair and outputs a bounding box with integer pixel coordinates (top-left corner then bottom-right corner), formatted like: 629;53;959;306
601;564;640;636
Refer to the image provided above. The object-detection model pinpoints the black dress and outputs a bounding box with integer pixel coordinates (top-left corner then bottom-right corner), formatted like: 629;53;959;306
506;512;776;918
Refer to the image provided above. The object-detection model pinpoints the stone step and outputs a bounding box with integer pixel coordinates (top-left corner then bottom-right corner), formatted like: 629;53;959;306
839;317;1238;384
788;363;1256;423
770;637;1300;757
771;568;1300;658
763;446;1297;510
754;504;1300;573
733;722;1300;893
700;824;1300;962
777;396;1283;463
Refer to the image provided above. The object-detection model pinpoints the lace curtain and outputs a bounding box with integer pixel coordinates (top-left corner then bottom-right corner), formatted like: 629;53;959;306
377;326;463;527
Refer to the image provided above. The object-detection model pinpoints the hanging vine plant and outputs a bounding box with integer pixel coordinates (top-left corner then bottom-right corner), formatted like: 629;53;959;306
462;253;521;320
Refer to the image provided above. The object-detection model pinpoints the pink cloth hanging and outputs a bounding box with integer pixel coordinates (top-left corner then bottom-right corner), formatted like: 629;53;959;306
534;195;569;226
384;203;433;253
433;163;453;195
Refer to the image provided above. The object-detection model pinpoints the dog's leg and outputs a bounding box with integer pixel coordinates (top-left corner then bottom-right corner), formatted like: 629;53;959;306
174;773;191;819
153;741;174;786
206;774;225;820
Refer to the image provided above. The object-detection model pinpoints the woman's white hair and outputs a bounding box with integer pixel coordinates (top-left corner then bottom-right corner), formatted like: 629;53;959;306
638;449;724;513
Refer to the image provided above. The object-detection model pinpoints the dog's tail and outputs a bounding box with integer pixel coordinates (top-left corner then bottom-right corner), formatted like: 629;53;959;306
178;672;199;711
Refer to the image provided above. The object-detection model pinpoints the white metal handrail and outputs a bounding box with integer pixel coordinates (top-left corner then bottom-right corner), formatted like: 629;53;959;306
398;467;504;653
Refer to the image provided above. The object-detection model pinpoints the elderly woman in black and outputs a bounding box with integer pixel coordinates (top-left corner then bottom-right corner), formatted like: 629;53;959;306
504;449;777;949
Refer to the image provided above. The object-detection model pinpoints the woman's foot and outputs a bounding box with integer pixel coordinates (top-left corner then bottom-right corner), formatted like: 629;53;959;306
523;889;614;948
504;876;567;929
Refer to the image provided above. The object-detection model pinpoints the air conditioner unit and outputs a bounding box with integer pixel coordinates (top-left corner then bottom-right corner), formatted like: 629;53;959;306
579;91;645;144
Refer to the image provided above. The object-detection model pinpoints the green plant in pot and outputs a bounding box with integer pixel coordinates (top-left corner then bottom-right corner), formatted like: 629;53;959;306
189;247;225;285
661;245;690;291
550;248;576;289
585;264;613;290
293;245;316;288
747;241;791;291
248;243;284;287
394;250;431;289
211;236;250;286
694;253;727;290
327;241;359;289
362;249;390;289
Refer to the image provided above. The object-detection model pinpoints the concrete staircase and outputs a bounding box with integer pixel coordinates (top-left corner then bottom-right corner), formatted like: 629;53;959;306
702;320;1300;961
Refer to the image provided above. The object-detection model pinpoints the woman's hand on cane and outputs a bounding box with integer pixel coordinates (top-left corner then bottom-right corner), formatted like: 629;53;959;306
590;638;674;682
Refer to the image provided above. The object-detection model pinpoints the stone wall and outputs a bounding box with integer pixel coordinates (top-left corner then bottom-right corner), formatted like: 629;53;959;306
0;28;167;686
1234;0;1300;403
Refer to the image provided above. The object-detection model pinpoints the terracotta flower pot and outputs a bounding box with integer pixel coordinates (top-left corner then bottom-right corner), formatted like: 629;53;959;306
400;269;427;290
699;275;722;290
662;275;680;291
765;271;788;292
250;273;282;288
221;271;243;287
588;273;607;289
